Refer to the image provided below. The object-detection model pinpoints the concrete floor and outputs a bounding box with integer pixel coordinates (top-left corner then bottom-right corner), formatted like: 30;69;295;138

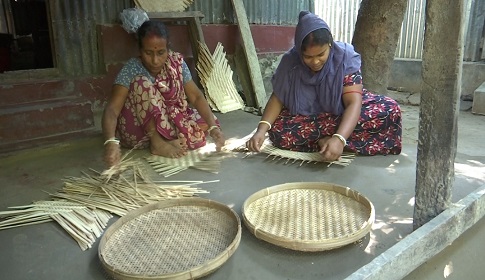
0;104;484;280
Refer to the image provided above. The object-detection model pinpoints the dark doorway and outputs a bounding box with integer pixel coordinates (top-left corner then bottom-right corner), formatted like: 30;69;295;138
0;0;53;72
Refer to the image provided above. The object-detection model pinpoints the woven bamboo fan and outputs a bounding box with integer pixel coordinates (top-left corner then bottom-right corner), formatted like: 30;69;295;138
134;0;194;12
242;182;375;251
197;41;245;113
99;198;241;280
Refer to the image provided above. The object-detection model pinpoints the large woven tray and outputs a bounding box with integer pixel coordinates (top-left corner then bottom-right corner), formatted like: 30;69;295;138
242;182;375;251
99;198;241;280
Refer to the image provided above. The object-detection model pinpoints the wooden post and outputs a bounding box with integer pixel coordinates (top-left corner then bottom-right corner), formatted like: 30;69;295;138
414;0;465;229
230;0;267;111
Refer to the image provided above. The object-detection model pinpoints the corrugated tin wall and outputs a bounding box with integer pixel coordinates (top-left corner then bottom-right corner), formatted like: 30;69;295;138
315;0;359;44
48;0;132;76
187;0;314;25
315;0;426;59
48;0;482;76
315;0;483;61
50;0;313;76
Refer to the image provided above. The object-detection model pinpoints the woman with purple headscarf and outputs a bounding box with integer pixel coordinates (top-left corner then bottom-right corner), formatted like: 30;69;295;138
246;11;402;161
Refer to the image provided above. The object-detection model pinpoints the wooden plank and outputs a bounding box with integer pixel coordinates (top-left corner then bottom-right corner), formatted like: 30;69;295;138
234;44;256;108
230;0;267;110
146;11;204;21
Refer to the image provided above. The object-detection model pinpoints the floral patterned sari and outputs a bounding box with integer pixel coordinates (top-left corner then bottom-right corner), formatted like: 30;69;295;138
116;51;210;149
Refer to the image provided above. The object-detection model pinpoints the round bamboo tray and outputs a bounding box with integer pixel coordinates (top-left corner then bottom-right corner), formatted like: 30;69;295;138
98;198;241;280
242;182;375;251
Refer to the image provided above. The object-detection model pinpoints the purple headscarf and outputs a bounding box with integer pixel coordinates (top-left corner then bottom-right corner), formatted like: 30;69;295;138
272;11;361;116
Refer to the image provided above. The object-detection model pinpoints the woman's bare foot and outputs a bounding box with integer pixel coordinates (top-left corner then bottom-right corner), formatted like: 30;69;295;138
150;133;188;158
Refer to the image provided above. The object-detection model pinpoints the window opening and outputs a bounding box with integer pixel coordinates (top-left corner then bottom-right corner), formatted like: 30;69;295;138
0;0;53;73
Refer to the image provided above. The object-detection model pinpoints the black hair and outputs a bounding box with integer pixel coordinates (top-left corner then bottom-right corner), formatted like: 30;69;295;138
136;20;170;49
301;28;333;51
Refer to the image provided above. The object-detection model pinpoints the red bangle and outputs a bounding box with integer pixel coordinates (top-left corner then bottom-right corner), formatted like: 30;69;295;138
343;90;363;95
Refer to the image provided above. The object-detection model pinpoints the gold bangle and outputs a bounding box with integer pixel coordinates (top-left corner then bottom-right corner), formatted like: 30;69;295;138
332;133;347;146
258;120;272;130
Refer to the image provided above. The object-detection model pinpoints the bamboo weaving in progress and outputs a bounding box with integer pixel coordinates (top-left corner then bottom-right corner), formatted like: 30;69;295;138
197;41;245;113
226;131;356;167
146;147;224;177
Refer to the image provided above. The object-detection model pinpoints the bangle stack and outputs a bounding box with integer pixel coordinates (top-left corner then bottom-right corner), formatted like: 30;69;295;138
332;133;347;146
258;120;272;130
104;138;120;146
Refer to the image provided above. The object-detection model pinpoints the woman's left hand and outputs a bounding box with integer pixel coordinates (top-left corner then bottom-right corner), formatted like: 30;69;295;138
210;128;225;151
318;136;344;161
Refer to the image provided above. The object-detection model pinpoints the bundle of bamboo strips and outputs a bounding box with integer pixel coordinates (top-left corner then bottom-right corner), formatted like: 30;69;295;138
0;157;210;250
197;41;245;113
0;201;112;250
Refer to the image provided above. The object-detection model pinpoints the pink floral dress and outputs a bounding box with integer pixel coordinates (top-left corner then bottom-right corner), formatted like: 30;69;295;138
115;51;215;149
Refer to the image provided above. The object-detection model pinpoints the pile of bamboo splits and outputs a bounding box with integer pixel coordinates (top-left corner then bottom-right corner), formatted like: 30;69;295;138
0;158;209;250
197;42;245;113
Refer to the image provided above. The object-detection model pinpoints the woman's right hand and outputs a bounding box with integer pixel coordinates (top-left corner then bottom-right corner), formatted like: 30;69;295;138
104;142;121;167
246;131;266;152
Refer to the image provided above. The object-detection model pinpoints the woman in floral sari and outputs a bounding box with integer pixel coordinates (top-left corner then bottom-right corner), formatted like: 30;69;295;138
247;11;402;160
102;20;224;167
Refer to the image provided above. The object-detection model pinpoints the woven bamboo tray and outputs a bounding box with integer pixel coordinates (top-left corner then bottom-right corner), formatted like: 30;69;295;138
242;182;375;251
99;198;241;280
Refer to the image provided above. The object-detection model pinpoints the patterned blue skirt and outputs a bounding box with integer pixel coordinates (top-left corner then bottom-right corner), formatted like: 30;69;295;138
268;91;402;156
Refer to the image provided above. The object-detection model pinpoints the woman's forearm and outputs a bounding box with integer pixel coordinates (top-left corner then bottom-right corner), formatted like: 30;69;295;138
336;101;361;138
102;107;119;140
256;94;283;133
193;96;218;127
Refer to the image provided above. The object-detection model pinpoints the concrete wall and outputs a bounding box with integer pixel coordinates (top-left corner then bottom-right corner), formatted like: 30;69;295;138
388;58;485;100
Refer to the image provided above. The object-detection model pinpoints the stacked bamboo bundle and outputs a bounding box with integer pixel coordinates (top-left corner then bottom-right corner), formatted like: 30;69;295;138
197;42;245;113
0;158;209;250
134;0;194;12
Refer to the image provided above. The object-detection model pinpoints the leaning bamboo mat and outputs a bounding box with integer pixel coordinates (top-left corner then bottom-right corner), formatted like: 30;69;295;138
0;158;210;251
99;198;241;280
197;41;245;113
242;182;375;251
